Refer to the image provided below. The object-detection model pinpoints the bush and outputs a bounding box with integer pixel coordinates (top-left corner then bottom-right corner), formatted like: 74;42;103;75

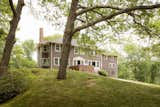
0;70;31;103
98;70;108;76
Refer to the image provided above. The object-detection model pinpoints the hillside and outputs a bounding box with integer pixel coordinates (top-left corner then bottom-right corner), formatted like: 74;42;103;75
1;69;160;107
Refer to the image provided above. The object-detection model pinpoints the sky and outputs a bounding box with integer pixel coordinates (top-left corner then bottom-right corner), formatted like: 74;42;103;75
15;0;63;43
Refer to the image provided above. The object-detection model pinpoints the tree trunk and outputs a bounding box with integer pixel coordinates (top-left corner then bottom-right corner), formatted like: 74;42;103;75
57;0;79;79
0;0;24;76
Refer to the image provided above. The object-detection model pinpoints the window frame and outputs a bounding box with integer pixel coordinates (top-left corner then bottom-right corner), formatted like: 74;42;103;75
54;57;60;66
74;47;79;54
109;63;116;68
55;44;61;52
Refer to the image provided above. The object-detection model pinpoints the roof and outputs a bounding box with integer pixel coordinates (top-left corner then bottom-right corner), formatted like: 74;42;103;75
39;38;78;46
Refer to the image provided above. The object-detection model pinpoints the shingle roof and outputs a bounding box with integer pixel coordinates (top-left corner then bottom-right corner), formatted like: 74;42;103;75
39;38;78;46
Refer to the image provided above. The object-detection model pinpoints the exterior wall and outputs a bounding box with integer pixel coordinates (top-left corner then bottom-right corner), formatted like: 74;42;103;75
51;44;102;69
38;43;118;77
102;55;118;77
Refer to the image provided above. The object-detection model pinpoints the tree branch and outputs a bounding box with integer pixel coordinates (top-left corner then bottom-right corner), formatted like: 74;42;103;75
128;12;160;38
74;4;160;33
76;18;86;23
9;0;17;16
77;5;122;16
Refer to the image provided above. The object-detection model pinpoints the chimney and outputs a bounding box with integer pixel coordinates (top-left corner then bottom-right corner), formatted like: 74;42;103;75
39;28;43;42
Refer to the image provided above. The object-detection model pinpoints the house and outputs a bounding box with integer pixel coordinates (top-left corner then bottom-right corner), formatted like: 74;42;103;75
37;28;118;77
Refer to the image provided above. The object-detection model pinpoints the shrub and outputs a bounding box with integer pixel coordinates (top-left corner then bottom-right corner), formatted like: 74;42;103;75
0;70;30;103
98;70;108;76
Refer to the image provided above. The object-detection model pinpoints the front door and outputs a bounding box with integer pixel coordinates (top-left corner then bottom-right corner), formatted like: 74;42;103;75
92;61;96;67
77;60;81;65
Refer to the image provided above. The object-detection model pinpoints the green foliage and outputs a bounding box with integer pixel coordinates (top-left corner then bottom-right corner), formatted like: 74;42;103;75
0;0;11;29
98;70;108;76
43;34;63;41
150;62;160;83
0;70;30;103
22;40;35;60
119;41;160;84
0;68;48;103
151;43;160;57
131;60;151;82
9;40;36;69
118;62;134;80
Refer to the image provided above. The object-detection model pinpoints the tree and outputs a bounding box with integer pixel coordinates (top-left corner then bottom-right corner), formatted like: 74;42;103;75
0;29;7;59
0;0;11;60
10;40;36;69
55;0;160;79
0;0;24;76
22;40;35;60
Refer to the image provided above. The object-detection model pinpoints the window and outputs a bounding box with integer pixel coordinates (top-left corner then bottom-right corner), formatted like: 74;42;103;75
77;60;81;65
54;57;60;66
42;45;48;52
74;47;79;54
73;60;84;66
109;63;116;68
41;58;49;66
44;45;47;51
85;60;88;65
74;60;77;66
92;62;96;67
88;60;92;66
42;53;49;58
109;63;112;68
55;44;61;52
88;60;100;67
43;59;46;64
96;61;100;67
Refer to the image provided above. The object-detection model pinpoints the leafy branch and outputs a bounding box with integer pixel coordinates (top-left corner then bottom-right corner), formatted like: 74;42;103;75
74;4;160;33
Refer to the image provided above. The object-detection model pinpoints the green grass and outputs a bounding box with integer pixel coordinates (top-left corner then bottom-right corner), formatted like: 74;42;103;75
1;69;160;107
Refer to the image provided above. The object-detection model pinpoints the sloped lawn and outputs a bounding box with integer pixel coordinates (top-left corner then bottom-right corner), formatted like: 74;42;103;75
1;69;160;107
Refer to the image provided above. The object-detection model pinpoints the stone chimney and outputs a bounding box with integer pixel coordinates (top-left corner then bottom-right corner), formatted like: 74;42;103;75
39;28;43;42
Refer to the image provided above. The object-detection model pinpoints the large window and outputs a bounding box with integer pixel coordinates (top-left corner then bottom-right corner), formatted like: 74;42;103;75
54;57;60;66
41;58;49;66
42;53;49;58
109;63;116;68
42;45;49;52
74;47;79;54
88;60;100;67
96;61;100;67
53;57;70;66
73;60;84;66
55;44;61;52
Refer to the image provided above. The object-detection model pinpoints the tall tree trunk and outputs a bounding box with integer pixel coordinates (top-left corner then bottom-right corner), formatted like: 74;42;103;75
0;0;24;76
57;0;79;79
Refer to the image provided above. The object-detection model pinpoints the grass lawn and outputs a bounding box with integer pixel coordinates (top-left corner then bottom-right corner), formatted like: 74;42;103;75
1;69;160;107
